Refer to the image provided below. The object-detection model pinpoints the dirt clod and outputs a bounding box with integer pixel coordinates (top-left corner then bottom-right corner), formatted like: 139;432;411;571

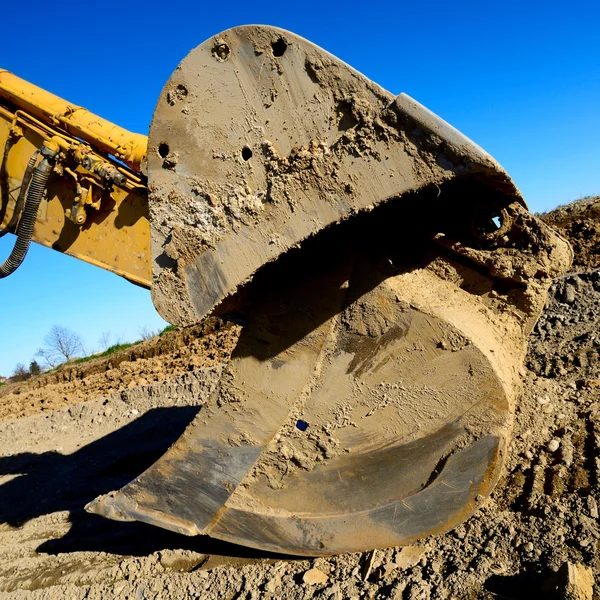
302;568;329;586
395;546;427;570
548;438;561;452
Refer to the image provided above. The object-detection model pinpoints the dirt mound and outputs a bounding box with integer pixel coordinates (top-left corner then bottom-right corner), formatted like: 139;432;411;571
1;199;600;598
1;366;599;599
540;195;600;271
527;271;600;380
0;318;240;421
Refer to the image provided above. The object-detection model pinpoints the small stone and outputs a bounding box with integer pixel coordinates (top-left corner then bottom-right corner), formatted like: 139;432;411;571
303;568;328;585
547;439;560;452
524;542;534;552
361;549;377;581
564;284;576;304
537;395;551;405
395;546;427;569
130;408;139;416
490;562;508;575
587;496;598;519
430;559;443;574
104;406;113;417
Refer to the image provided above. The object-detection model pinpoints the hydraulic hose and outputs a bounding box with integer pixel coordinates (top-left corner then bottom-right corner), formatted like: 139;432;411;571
0;153;53;278
0;150;39;238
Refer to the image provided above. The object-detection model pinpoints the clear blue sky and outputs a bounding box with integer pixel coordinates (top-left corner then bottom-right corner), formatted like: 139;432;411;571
1;0;598;376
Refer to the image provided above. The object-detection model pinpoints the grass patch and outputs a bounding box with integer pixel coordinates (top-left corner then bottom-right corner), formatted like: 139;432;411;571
159;324;177;336
74;342;138;365
73;356;96;366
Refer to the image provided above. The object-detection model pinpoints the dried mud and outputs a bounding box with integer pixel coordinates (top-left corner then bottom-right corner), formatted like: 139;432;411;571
1;197;599;599
148;25;525;329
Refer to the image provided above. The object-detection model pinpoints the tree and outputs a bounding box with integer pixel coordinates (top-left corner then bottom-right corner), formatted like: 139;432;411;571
36;325;85;368
29;360;41;376
11;363;30;382
98;331;111;352
36;348;59;369
138;326;159;342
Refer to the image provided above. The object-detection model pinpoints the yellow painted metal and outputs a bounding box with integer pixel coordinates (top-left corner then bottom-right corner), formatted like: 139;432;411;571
0;75;151;287
0;70;147;172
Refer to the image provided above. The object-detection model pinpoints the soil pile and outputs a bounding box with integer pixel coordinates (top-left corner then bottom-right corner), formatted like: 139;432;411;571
0;200;599;599
527;271;600;380
0;318;239;421
541;195;600;271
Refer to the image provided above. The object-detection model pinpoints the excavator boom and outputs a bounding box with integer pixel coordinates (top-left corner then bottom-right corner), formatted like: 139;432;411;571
0;26;572;555
0;69;150;286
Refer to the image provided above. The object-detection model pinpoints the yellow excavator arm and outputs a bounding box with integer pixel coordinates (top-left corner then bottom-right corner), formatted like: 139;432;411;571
0;26;573;556
0;69;150;286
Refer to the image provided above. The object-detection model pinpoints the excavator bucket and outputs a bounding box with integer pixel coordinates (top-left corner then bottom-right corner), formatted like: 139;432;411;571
87;26;572;555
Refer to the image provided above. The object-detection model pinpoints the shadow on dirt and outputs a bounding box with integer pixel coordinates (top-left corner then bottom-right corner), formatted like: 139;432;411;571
484;569;564;600
0;407;284;560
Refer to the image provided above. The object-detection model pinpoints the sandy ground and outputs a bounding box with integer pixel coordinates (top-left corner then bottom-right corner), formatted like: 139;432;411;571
0;198;599;599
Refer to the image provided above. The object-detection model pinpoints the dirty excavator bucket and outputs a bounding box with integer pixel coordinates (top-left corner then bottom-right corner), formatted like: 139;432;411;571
86;26;572;555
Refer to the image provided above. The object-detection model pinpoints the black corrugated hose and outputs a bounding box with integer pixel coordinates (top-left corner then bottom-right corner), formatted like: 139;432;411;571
0;153;53;278
0;150;39;239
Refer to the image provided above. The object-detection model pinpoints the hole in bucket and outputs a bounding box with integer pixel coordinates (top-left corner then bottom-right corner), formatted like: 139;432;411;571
212;43;231;61
471;206;510;241
271;38;287;57
158;143;170;159
242;146;253;161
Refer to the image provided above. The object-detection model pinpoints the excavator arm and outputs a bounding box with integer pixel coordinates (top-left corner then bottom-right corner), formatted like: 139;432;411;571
0;26;573;556
0;69;150;286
